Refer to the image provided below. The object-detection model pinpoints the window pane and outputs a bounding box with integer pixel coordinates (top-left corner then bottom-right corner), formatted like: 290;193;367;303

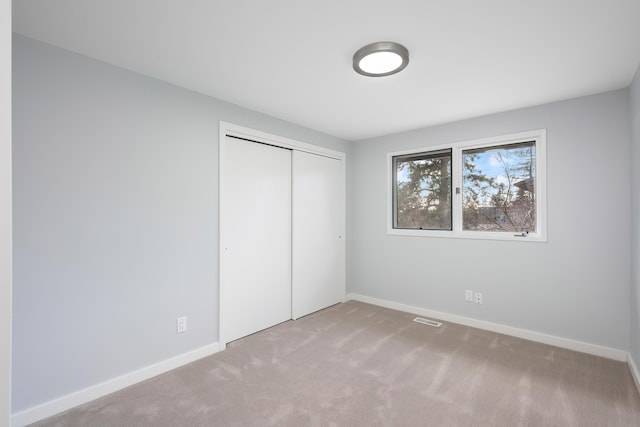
394;150;451;230
462;141;536;232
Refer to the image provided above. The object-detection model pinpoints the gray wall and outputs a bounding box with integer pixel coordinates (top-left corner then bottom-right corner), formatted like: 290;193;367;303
348;90;632;351
631;62;640;365
1;7;12;424
11;35;348;413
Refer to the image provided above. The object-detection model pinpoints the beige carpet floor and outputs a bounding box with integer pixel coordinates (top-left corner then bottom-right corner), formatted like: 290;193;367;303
31;301;640;426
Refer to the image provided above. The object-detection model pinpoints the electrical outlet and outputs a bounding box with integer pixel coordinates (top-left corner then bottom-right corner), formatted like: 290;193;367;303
474;292;483;305
176;316;187;334
465;290;474;302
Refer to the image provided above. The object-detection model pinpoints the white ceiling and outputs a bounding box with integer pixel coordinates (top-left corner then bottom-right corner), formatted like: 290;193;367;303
12;0;640;141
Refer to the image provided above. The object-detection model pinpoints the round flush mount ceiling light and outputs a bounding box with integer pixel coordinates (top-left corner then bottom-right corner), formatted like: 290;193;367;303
353;41;409;77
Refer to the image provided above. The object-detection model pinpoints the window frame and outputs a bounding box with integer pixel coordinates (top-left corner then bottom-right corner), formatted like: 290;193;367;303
387;129;547;242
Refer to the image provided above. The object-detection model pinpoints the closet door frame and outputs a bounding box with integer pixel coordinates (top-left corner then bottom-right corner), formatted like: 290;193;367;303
218;121;345;348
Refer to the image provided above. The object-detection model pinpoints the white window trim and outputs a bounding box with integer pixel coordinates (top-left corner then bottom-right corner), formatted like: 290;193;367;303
387;129;547;242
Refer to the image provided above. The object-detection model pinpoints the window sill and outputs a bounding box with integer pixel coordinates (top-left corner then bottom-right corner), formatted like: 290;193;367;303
388;228;547;242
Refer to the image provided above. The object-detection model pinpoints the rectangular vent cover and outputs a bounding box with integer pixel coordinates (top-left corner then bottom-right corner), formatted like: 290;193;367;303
413;317;442;327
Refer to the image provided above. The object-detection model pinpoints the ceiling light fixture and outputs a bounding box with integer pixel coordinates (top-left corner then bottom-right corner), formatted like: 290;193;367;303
353;41;409;77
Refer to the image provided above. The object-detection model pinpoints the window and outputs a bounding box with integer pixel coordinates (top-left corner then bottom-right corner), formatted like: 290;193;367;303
393;149;451;230
388;130;546;241
462;141;536;233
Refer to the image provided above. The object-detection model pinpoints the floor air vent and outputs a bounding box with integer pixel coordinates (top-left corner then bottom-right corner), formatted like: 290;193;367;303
413;317;442;327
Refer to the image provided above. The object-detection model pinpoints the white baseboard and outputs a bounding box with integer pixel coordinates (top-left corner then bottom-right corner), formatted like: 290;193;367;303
628;353;640;393
346;293;628;362
11;342;222;427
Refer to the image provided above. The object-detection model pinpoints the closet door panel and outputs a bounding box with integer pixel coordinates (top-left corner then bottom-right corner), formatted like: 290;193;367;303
292;151;343;319
221;137;292;343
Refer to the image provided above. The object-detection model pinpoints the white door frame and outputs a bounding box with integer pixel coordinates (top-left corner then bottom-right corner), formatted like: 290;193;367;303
218;121;345;348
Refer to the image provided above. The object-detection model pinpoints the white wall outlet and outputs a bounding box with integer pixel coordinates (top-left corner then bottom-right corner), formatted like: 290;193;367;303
465;290;474;302
176;316;187;334
474;292;483;305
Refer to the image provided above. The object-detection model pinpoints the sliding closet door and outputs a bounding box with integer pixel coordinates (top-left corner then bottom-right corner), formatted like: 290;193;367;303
292;151;344;319
220;136;292;343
